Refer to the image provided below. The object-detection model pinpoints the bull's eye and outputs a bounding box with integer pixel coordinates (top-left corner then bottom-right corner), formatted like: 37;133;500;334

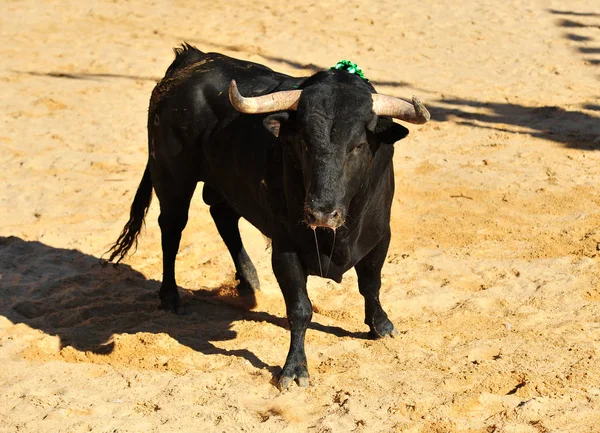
354;142;367;152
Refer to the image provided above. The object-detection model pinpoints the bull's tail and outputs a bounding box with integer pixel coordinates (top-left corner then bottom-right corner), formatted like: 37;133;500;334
106;163;153;263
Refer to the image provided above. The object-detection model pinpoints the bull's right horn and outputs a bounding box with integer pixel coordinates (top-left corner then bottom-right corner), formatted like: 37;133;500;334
229;80;302;114
372;94;431;124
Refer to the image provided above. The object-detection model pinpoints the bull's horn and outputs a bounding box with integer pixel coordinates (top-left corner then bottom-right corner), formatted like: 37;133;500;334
229;80;302;114
371;94;431;124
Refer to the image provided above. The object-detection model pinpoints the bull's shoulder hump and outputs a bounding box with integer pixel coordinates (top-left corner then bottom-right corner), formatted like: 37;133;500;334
150;53;223;110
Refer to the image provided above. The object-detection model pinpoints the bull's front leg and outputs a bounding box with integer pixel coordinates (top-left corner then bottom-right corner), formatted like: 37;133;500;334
355;229;398;338
271;241;312;390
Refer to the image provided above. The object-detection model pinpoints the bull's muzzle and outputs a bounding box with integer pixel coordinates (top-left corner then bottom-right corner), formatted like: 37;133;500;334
304;207;344;230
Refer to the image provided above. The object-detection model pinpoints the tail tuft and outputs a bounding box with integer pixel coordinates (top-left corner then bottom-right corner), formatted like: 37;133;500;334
106;164;153;264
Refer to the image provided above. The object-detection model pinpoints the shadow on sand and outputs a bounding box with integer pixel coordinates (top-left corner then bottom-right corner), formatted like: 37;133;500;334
423;7;600;151
0;236;365;377
15;70;161;82
549;8;600;70
427;98;600;151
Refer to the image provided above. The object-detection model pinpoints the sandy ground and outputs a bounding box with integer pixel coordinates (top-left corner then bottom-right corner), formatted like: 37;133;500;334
1;0;600;431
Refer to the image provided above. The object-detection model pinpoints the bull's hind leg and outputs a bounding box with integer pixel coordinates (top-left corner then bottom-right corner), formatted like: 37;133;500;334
355;229;398;338
154;175;196;314
203;185;260;307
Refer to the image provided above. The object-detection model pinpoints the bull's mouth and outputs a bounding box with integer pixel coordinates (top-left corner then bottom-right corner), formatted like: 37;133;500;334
309;223;340;231
305;207;342;278
307;221;342;231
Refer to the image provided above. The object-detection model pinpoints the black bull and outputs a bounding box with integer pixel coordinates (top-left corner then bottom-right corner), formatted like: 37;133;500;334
108;44;430;390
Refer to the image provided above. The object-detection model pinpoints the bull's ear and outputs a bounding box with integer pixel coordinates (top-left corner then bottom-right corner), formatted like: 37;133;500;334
376;121;409;145
263;112;290;137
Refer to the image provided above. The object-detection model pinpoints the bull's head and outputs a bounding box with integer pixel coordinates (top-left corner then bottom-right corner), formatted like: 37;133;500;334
229;72;430;230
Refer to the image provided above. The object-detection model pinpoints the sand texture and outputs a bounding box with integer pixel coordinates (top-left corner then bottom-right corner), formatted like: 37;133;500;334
1;0;600;431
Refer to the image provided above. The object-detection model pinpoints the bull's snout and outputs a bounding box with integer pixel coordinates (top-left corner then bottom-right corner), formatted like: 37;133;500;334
304;207;344;229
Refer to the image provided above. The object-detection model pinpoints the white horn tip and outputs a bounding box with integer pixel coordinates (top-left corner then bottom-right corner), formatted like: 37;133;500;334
412;96;431;124
229;79;238;97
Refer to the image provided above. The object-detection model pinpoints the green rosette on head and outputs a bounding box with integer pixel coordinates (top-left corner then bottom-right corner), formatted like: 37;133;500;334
330;60;369;81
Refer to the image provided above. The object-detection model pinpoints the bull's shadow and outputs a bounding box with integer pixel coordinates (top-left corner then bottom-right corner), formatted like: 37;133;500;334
0;236;362;374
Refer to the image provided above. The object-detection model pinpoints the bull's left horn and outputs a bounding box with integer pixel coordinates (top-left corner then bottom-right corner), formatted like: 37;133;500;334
371;94;431;124
229;80;302;114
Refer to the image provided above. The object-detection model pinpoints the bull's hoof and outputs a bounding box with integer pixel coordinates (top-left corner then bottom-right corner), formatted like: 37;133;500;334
158;291;184;315
368;318;398;339
236;277;259;310
236;271;260;294
236;278;258;296
239;292;258;310
277;365;310;391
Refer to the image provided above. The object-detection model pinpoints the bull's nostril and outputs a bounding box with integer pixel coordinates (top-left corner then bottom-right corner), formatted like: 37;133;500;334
305;209;316;224
331;210;339;219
